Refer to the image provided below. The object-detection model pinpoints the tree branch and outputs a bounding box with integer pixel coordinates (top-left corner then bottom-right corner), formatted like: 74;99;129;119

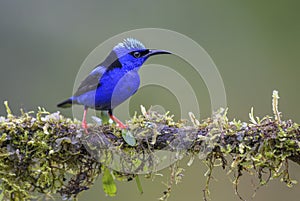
0;92;299;201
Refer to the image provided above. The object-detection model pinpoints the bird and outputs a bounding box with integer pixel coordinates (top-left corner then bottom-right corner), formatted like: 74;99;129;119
57;38;171;131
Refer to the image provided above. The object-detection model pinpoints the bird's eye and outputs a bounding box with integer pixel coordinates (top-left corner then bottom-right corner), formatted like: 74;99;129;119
133;51;141;58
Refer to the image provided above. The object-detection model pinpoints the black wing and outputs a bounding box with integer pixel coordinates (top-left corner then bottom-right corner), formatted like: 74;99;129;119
73;50;122;97
73;66;105;97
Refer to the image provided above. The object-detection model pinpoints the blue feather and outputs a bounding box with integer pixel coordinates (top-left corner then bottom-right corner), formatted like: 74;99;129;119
57;38;171;127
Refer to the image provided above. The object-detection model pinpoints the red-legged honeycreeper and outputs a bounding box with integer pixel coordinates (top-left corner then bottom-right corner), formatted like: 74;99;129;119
57;38;171;131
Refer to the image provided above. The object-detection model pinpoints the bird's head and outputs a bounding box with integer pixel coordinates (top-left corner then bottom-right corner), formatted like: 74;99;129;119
112;38;171;71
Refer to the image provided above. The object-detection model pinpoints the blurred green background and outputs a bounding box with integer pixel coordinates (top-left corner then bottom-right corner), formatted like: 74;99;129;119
0;1;299;201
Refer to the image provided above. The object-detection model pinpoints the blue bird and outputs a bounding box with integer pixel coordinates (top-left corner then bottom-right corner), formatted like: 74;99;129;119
57;38;171;130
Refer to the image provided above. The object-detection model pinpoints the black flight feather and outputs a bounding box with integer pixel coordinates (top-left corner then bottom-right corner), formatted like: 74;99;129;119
57;99;72;108
73;51;122;97
57;50;123;108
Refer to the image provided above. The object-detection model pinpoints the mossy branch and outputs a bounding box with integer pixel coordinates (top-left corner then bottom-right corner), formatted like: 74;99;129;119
0;91;299;201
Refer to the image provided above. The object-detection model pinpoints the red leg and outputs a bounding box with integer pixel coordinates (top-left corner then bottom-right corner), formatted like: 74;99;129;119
82;107;88;133
108;110;127;129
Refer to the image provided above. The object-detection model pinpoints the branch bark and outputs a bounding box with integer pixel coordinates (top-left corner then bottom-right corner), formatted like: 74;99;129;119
0;99;299;201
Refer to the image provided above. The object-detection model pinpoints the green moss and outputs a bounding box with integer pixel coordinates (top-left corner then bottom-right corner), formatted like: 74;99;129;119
0;100;299;201
0;103;101;200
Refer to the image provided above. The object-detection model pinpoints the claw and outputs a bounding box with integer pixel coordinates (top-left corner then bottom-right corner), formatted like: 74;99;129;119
109;114;127;129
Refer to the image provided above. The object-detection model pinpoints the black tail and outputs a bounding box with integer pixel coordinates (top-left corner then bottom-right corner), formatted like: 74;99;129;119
57;99;73;108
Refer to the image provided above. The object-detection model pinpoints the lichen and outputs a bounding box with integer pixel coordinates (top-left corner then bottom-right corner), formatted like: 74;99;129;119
0;102;101;200
0;93;299;201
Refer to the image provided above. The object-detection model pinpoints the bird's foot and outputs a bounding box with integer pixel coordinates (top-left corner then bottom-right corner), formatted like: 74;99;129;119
109;114;127;129
81;121;89;134
81;107;89;134
116;121;127;129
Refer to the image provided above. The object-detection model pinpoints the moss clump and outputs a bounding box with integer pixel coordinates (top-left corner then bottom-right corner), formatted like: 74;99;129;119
0;102;101;200
0;94;299;201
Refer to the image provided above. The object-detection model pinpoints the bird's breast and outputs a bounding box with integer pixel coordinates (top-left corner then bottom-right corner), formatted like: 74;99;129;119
96;69;140;109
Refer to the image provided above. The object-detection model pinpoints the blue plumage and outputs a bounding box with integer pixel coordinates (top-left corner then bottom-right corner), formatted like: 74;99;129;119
57;38;171;129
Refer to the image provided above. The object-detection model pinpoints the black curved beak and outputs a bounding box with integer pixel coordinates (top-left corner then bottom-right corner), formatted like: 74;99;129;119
146;49;172;57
